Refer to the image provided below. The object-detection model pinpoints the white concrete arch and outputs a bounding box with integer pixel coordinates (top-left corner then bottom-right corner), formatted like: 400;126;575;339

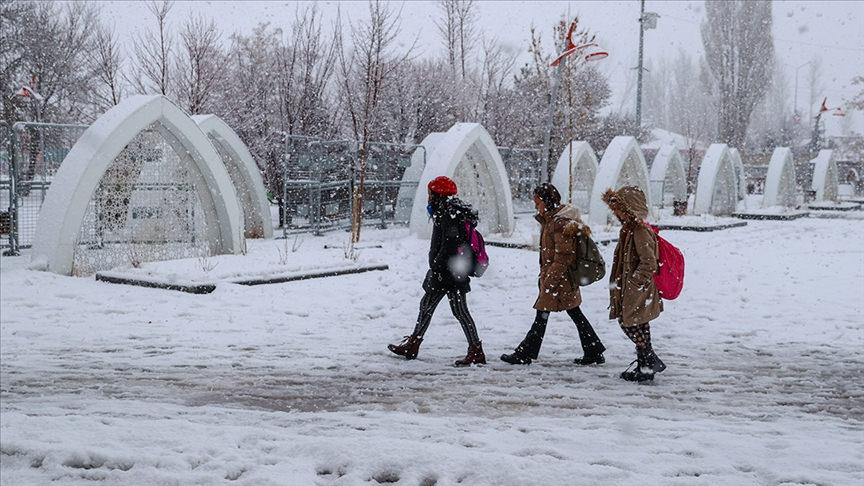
588;136;652;226
763;147;797;208
728;148;747;200
649;143;687;207
395;135;439;224
551;141;598;213
694;143;738;215
409;123;514;238
811;149;838;202
33;95;243;275
193;114;272;239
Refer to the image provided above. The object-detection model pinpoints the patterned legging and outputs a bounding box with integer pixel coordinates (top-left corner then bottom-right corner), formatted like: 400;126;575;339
412;289;481;346
622;323;652;350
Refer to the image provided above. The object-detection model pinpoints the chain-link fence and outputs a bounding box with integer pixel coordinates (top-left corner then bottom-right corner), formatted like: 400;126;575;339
280;136;424;236
499;146;542;214
1;122;88;254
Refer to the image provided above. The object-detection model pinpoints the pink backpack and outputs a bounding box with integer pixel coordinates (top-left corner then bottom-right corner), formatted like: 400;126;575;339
465;222;489;277
645;223;684;300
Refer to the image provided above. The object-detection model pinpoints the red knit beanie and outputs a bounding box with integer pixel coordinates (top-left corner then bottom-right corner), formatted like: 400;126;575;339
428;176;457;196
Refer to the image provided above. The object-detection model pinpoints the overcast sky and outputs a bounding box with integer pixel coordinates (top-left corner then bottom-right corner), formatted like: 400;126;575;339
101;0;864;135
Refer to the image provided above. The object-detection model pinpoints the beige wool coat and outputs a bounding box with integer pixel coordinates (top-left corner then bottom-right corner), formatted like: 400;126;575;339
533;204;591;312
604;187;664;327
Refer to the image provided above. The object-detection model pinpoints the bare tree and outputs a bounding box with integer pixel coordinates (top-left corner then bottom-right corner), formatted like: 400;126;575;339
701;0;774;149
454;0;476;79
436;0;458;73
276;5;338;136
435;0;475;79
174;15;223;114
131;0;174;96
338;0;414;243
1;1;98;124
89;23;124;112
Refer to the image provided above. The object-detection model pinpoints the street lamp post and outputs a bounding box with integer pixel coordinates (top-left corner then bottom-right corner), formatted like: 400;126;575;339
541;19;608;185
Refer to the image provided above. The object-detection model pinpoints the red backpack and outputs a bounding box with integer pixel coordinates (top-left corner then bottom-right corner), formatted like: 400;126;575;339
645;223;684;300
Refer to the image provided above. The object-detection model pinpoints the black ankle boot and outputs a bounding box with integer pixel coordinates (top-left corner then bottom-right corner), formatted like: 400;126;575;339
501;328;543;364
500;350;532;364
620;349;654;382
573;352;605;366
574;344;606;365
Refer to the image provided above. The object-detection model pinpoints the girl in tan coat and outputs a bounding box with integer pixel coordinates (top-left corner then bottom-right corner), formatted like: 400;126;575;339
603;186;666;382
501;184;606;365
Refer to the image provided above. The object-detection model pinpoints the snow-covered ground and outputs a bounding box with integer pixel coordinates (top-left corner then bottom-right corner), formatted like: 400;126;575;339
1;218;863;485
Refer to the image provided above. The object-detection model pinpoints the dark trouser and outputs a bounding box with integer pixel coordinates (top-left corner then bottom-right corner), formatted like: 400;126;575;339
622;323;652;350
520;307;605;357
412;289;481;346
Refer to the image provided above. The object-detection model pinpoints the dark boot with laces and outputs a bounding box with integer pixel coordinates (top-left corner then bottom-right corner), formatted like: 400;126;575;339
620;348;654;382
388;335;423;360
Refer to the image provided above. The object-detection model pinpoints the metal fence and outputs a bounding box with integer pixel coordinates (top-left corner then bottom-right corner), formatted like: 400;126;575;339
1;121;88;254
499;146;543;214
279;136;425;236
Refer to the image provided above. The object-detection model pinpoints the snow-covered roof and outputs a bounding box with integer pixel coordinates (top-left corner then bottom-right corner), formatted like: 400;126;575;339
643;128;705;151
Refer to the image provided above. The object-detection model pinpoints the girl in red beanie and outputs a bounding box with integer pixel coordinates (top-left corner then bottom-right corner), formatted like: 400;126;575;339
388;176;486;366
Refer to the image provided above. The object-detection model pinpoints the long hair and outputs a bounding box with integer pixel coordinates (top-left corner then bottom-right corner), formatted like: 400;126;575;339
533;183;562;211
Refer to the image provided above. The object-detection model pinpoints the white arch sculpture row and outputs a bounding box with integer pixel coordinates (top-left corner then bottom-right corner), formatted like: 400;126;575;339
33;95;270;275
405;125;841;233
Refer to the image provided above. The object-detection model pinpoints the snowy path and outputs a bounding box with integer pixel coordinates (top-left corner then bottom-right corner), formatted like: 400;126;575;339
2;219;863;485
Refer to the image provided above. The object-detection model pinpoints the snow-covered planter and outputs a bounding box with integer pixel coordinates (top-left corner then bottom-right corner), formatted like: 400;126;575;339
32;95;244;275
587;136;652;226
409;123;514;238
193;114;272;239
551;141;598;213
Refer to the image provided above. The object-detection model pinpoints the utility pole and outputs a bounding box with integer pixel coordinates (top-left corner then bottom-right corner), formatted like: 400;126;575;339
635;0;646;128
635;2;659;128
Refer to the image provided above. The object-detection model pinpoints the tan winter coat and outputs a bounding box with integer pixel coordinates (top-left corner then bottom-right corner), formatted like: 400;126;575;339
533;204;591;312
604;187;664;327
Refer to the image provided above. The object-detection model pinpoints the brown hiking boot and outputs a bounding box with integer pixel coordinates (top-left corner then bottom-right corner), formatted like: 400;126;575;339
388;335;423;360
454;342;486;366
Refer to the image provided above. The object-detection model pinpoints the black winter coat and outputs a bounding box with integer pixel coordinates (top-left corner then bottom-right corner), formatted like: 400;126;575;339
423;198;478;293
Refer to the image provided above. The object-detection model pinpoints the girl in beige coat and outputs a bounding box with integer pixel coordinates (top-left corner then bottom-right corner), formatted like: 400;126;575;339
603;186;666;382
501;184;606;365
